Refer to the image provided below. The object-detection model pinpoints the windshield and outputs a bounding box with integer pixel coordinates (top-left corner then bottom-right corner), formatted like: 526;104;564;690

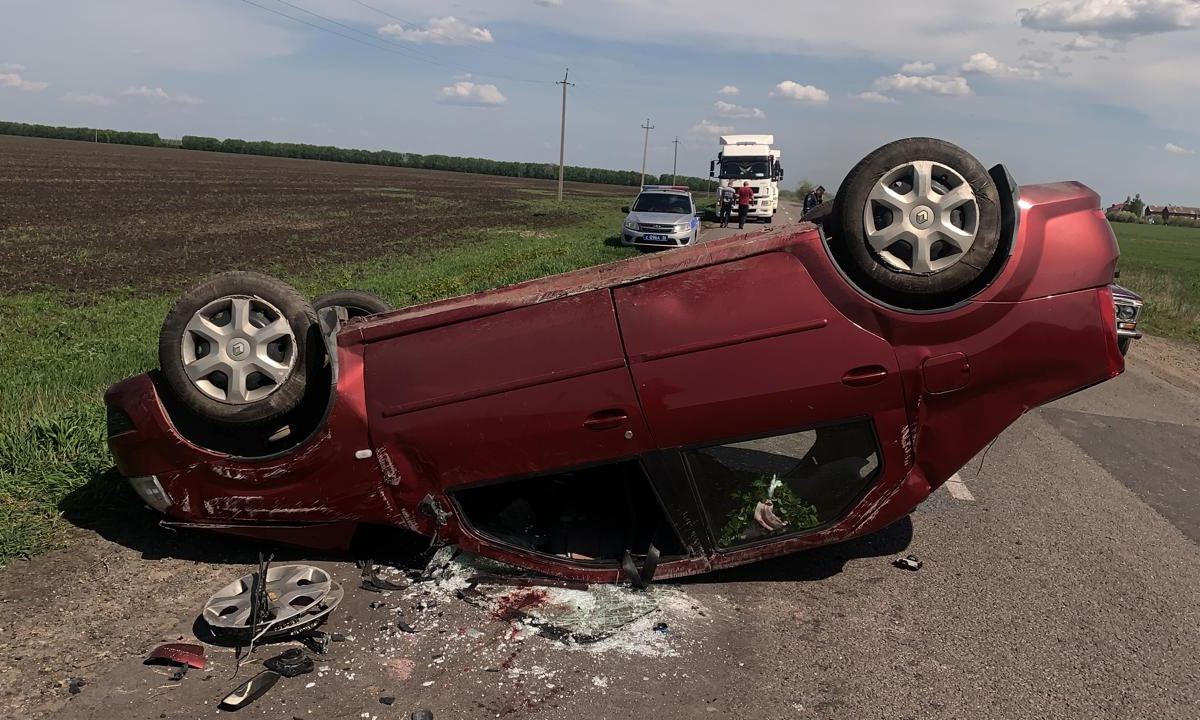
719;159;772;179
632;193;692;214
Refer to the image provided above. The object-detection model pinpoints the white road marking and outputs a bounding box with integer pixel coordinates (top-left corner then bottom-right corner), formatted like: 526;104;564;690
944;472;976;501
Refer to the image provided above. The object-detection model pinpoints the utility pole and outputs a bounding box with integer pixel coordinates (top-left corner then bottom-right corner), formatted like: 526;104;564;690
671;137;681;185
640;118;655;187
555;68;574;202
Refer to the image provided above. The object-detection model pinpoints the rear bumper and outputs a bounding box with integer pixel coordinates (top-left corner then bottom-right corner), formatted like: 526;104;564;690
103;344;396;535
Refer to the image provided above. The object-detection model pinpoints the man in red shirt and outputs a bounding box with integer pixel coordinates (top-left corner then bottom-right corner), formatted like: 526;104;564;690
736;181;755;229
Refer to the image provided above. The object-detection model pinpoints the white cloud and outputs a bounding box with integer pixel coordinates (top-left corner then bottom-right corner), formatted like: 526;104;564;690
717;85;740;96
378;17;494;45
120;86;202;104
690;119;734;136
0;70;48;91
901;60;937;74
1165;142;1195;154
771;80;830;104
0;63;26;72
436;81;507;106
533;0;563;5
871;73;971;95
961;51;1063;79
713;100;766;119
962;52;1004;74
59;92;114;106
852;90;897;103
1019;0;1200;38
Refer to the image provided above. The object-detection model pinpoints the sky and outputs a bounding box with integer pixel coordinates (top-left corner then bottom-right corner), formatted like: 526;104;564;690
1;0;1199;205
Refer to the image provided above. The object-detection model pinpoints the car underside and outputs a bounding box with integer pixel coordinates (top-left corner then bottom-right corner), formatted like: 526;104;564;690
105;138;1126;583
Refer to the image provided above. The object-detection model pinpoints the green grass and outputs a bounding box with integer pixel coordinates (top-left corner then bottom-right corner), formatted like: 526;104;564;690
1111;222;1200;344
0;196;635;564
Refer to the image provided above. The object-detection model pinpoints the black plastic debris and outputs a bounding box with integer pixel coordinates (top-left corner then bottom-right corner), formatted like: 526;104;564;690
653;622;669;634
360;559;409;593
412;710;434;720
300;630;330;655
68;677;86;695
218;670;280;711
892;555;923;571
168;665;189;682
263;649;314;678
397;618;417;634
369;600;388;610
380;695;396;706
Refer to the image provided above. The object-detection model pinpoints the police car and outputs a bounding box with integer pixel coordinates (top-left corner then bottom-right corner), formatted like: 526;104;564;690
620;186;701;249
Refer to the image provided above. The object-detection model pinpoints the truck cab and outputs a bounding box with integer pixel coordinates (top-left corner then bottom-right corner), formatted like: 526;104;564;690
710;134;783;223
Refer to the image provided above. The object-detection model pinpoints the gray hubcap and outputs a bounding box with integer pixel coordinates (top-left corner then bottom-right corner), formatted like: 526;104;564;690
180;295;297;405
203;565;333;629
863;160;979;274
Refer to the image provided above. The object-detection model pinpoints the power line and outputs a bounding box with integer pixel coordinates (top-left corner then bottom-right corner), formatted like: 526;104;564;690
238;0;553;84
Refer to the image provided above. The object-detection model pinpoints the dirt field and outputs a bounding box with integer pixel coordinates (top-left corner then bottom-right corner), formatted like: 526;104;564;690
0;136;628;295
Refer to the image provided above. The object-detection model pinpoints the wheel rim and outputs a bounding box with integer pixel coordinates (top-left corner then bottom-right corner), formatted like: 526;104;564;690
180;295;297;405
863;160;979;274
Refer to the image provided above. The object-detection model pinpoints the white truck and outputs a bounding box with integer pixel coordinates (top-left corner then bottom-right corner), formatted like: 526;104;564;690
709;134;784;223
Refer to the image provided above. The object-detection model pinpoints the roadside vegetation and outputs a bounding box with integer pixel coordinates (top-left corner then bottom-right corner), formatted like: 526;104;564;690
1111;222;1200;344
0;188;638;564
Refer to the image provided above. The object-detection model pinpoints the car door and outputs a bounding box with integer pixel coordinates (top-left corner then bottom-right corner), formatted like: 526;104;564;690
363;288;678;574
613;250;911;563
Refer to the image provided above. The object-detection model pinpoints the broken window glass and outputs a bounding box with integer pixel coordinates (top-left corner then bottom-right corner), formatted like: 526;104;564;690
454;461;683;563
685;420;880;549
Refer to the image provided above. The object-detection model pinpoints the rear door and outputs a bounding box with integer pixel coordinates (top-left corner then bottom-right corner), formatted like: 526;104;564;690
364;289;650;489
613;251;911;561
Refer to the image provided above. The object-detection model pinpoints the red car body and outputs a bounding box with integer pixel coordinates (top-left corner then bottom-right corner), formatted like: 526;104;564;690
105;180;1124;582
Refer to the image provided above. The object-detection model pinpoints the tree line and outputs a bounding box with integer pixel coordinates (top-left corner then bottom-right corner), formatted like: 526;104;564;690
0;120;711;191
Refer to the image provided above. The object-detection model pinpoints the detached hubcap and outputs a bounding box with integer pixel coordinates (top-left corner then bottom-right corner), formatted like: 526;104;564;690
180;296;297;405
863;160;980;274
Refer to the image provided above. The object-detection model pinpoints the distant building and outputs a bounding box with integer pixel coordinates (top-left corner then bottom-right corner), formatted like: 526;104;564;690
1105;202;1128;214
1145;205;1200;223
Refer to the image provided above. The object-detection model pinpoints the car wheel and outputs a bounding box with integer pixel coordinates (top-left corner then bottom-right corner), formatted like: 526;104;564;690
1118;336;1132;356
159;272;317;425
312;289;392;319
828;137;1002;309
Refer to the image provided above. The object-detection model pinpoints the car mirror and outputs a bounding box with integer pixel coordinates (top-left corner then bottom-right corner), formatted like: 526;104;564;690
621;206;630;214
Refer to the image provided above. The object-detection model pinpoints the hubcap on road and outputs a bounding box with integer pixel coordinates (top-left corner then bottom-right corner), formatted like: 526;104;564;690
180;295;297;405
863;160;979;274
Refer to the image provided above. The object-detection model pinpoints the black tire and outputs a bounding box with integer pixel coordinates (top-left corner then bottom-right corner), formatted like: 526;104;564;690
1118;336;1132;356
828;137;1002;309
159;272;317;425
312;289;392;319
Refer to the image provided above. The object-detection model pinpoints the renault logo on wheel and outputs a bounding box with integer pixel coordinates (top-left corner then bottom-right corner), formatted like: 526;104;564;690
911;205;934;229
230;339;249;359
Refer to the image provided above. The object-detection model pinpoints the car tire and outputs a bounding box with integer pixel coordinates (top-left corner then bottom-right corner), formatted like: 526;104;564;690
1118;336;1132;356
313;289;392;319
828;137;1002;309
159;272;317;425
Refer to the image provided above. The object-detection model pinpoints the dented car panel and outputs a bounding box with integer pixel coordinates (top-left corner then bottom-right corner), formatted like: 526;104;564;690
105;181;1125;581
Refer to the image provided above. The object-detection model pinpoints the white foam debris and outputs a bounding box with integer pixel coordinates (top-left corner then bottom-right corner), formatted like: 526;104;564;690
592;676;609;688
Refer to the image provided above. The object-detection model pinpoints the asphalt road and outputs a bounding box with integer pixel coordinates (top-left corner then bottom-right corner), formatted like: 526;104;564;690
699;199;804;243
3;338;1198;718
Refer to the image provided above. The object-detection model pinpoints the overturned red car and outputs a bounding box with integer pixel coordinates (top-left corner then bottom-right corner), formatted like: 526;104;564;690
105;138;1125;582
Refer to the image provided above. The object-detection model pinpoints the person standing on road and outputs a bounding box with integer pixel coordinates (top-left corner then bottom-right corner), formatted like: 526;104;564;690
718;184;736;228
802;185;825;216
736;181;755;229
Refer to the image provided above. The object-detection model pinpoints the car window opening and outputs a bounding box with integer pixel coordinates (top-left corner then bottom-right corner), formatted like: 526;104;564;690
632;194;692;214
454;461;683;563
686;420;880;549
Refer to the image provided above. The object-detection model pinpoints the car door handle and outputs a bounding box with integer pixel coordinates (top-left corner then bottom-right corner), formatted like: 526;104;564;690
583;409;629;430
842;365;889;387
